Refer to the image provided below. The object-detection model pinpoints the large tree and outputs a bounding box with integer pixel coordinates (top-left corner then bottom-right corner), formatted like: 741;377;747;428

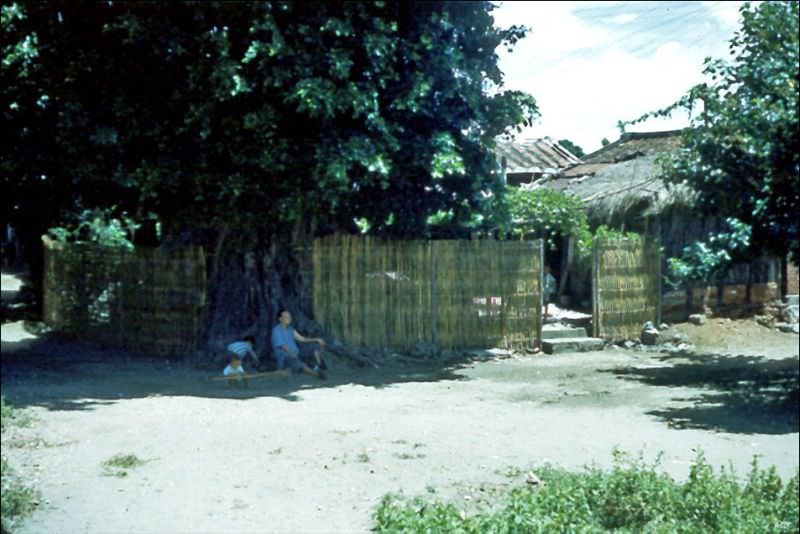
1;2;537;346
629;1;799;267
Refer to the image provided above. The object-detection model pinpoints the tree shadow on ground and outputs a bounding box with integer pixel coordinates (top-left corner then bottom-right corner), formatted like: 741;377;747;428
608;352;799;435
1;333;475;412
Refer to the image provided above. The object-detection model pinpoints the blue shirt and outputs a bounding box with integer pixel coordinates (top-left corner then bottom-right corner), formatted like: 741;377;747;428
271;324;298;355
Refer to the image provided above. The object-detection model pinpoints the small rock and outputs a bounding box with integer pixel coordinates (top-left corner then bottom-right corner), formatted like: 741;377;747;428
659;323;669;331
525;471;542;486
668;332;690;345
776;323;798;333
641;329;660;346
622;340;636;349
782;305;799;324
754;315;774;327
689;314;706;326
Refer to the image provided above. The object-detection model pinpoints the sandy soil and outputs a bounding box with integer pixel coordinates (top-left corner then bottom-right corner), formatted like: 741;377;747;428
2;277;798;533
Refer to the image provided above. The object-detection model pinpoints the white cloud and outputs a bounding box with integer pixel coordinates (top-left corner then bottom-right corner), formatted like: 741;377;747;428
606;13;639;25
492;0;747;154
702;0;746;30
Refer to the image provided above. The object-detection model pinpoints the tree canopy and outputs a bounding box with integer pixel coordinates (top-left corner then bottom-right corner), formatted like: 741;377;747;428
557;138;585;158
2;1;538;243
628;1;799;264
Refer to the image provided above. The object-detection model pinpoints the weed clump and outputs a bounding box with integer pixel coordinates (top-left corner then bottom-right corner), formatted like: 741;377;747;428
101;453;148;477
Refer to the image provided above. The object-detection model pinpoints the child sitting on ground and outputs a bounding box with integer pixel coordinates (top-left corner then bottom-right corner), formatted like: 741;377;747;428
226;335;260;369
223;355;248;387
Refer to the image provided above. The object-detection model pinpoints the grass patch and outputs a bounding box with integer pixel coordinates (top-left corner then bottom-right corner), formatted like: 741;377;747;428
356;452;371;463
374;449;800;533
101;453;148;477
394;452;426;460
1;457;39;532
1;396;33;431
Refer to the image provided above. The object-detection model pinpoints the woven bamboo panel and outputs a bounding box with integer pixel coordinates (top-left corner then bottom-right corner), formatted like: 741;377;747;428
593;235;660;340
312;235;542;351
749;282;778;304
42;236;205;356
690;286;718;311
721;284;747;306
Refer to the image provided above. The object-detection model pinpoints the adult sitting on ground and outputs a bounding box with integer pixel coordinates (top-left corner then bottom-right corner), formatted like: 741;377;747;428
270;309;327;380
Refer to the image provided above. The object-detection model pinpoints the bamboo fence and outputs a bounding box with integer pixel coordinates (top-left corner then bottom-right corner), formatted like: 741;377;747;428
592;235;660;340
312;234;543;351
42;236;206;355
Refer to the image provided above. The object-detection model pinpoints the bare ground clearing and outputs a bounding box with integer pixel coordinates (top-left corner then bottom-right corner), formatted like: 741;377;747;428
2;300;798;533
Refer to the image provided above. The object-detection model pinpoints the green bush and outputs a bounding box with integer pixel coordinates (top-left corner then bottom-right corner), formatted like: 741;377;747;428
373;449;800;533
505;188;592;253
2;396;39;532
1;396;32;432
1;457;39;532
48;206;140;250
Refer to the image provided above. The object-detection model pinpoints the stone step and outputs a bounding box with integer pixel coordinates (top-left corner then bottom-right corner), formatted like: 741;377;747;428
542;337;604;355
561;315;593;330
542;324;588;339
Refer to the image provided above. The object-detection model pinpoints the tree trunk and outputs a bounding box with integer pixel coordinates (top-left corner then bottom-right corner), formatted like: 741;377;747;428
199;222;321;356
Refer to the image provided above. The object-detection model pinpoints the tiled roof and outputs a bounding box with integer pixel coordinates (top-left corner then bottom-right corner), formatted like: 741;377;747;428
496;138;582;174
582;130;683;164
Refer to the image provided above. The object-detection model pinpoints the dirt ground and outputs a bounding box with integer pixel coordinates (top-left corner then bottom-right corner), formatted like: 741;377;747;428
2;273;799;534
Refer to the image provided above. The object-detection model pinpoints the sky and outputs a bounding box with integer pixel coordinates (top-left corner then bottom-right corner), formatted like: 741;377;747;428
491;1;749;154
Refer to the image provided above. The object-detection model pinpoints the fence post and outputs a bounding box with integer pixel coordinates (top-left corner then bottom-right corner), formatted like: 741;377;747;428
592;237;600;338
655;240;663;326
537;239;544;350
430;240;437;346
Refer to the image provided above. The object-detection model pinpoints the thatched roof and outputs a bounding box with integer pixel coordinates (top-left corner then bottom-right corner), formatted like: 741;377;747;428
571;154;695;221
582;129;684;164
537;130;695;223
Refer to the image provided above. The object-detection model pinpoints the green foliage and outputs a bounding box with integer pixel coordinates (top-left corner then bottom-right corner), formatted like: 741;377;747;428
1;396;38;532
557;138;585;158
2;2;538;240
600;137;610;146
1;457;39;533
504;188;592;253
590;225;640;242
373;449;800;533
626;1;799;261
0;396;32;432
666;218;752;286
47;207;139;250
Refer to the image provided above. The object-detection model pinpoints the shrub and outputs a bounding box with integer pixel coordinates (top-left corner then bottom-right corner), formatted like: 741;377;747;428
1;457;39;532
373;449;800;533
48;207;140;250
1;396;32;432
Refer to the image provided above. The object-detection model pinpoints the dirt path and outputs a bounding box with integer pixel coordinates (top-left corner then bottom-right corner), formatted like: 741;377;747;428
2;274;798;533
